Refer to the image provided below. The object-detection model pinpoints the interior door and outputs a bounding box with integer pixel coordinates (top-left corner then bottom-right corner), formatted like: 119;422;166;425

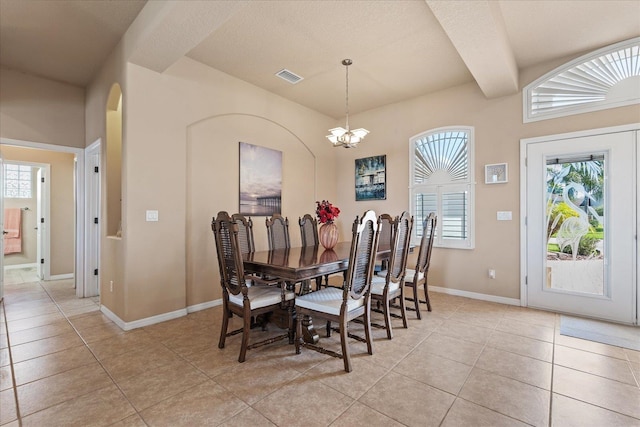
36;167;43;280
525;130;637;324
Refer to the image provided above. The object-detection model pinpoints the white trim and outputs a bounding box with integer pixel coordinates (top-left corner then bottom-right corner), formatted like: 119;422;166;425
523;37;640;123
100;305;188;331
3;263;38;270
0;138;85;297
187;299;222;313
430;286;521;306
84;139;101;298
48;273;74;281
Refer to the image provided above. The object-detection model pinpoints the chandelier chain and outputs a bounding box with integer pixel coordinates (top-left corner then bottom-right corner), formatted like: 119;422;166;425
345;61;349;130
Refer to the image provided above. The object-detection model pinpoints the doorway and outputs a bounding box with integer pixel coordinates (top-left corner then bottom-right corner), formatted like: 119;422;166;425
521;125;638;324
0;138;87;301
2;161;50;284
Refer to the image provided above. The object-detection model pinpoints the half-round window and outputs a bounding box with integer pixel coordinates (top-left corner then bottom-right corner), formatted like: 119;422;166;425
524;37;640;123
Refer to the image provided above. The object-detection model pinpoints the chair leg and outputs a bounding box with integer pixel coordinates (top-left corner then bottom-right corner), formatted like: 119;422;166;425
363;302;373;355
383;297;393;340
399;289;408;329
238;312;251;363
413;283;422;320
424;282;432;312
326;320;332;337
339;318;352;373
218;302;230;349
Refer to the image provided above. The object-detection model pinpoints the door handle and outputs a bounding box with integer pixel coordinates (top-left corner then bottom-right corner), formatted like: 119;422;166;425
2;231;8;235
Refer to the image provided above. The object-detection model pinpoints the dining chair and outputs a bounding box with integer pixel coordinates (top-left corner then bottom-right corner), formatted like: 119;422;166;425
374;214;394;275
212;211;295;362
404;212;437;317
232;213;255;254
299;213;341;290
266;213;290;250
294;210;380;372
370;211;413;339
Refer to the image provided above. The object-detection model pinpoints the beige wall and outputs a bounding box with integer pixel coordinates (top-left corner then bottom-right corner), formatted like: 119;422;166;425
90;52;638;324
86;54;338;321
0;146;75;275
0;67;85;148
334;57;640;300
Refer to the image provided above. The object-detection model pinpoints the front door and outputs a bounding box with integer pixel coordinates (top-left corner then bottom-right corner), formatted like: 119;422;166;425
524;128;637;324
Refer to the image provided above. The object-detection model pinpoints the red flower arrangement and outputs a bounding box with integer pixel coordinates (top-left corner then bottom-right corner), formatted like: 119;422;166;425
316;200;340;224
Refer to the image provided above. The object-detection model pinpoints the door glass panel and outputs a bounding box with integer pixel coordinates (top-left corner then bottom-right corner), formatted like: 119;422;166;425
545;155;605;296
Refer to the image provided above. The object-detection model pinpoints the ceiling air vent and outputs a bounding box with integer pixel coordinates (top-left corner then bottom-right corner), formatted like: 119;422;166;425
275;68;304;84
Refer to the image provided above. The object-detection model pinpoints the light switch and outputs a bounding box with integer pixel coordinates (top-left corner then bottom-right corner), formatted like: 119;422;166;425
497;211;512;221
146;210;159;222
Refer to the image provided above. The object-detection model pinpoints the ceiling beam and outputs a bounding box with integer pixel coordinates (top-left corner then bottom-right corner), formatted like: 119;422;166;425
125;1;249;73
426;0;518;98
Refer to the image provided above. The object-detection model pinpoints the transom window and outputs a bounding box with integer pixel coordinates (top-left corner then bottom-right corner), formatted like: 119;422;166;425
524;37;640;122
410;127;475;249
3;164;32;198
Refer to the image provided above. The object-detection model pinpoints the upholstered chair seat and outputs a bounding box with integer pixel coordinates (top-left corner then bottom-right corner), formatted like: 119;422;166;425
228;284;295;310
295;287;364;316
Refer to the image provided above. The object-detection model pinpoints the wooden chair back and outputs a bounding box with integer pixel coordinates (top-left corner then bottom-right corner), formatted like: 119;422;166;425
388;211;414;283
212;211;248;297
232;213;255;254
345;210;380;300
266;213;290;250
298;214;319;247
416;213;437;274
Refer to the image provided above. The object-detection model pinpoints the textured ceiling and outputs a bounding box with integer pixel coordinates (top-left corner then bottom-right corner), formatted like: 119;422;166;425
1;0;638;119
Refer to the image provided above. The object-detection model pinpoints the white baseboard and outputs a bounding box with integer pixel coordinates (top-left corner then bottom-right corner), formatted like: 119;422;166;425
430;286;522;306
100;305;188;331
101;299;223;331
187;299;222;313
48;273;74;281
4;263;37;270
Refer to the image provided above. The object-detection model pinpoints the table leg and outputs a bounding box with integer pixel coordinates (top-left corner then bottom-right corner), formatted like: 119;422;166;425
299;279;319;344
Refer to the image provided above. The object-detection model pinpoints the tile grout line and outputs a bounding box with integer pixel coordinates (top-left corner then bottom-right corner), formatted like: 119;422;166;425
1;297;23;426
548;315;558;427
33;281;151;426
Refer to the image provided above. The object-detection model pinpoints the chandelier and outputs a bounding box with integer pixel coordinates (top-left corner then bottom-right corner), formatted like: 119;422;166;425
326;59;369;148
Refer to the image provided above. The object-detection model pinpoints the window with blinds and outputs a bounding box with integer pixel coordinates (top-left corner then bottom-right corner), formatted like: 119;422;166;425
410;127;474;249
524;37;640;123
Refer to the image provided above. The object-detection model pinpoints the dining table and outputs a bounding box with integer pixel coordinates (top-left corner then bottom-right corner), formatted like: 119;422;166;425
243;241;392;343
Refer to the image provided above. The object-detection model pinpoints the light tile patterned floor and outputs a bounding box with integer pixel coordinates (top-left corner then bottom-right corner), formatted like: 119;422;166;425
1;274;639;426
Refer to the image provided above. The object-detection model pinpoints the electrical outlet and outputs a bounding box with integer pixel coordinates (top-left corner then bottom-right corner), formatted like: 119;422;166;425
110;280;113;292
488;269;496;279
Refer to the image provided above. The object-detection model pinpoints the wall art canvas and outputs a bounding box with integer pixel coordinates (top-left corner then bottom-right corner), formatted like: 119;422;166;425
355;155;386;201
239;142;282;216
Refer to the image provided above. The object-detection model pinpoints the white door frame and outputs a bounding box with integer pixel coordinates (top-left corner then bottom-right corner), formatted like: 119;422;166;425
84;139;101;298
0;155;3;301
0;137;85;297
520;123;639;324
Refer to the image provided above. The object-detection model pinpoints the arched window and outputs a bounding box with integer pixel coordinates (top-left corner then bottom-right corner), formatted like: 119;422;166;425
410;127;475;249
524;37;640;122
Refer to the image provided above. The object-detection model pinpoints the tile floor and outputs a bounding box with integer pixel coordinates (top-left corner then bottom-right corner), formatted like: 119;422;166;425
1;271;639;426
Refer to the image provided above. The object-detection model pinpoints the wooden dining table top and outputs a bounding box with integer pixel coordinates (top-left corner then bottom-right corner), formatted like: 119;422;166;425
242;242;349;282
242;241;391;282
